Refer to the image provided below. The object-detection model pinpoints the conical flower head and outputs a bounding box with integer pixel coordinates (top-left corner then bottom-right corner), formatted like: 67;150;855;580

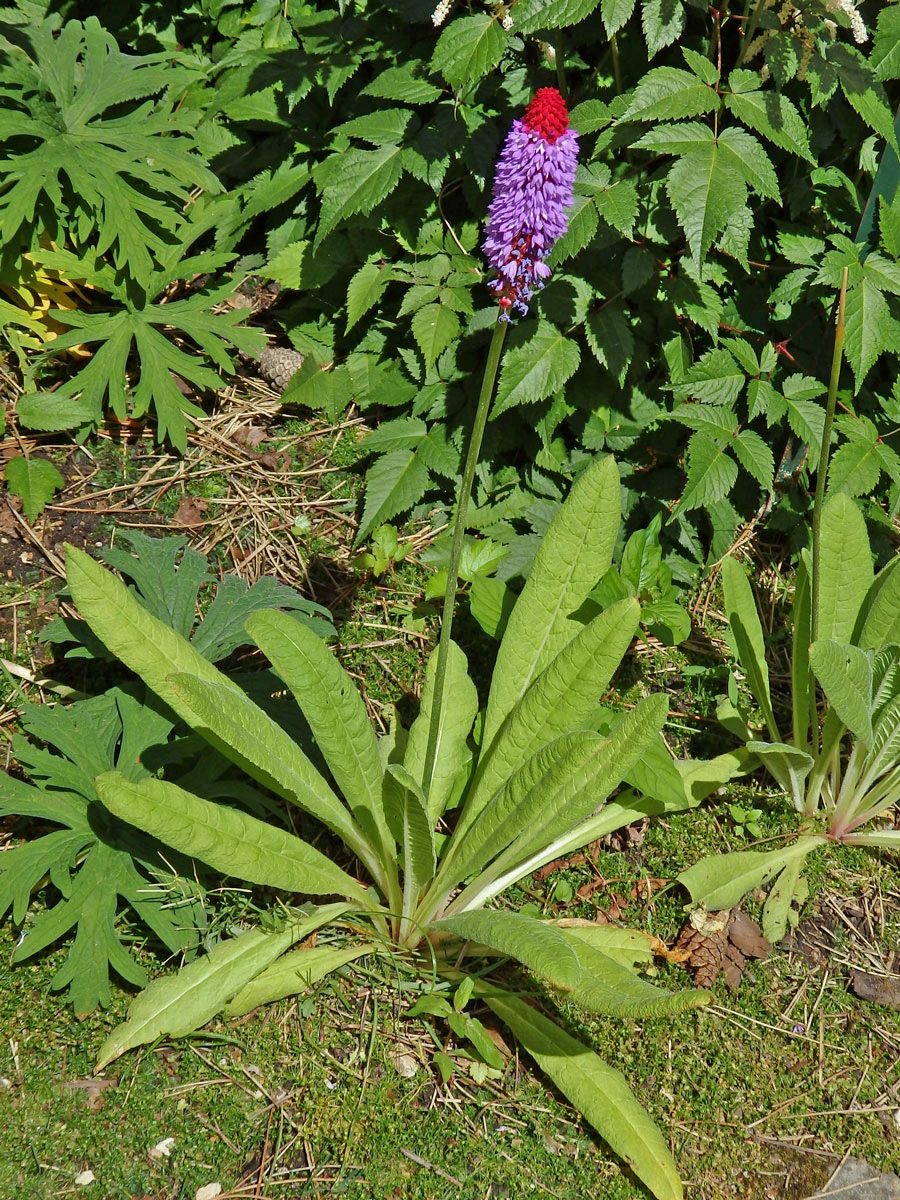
482;87;579;320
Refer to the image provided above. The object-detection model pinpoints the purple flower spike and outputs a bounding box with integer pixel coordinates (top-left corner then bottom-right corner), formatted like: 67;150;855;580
483;87;579;321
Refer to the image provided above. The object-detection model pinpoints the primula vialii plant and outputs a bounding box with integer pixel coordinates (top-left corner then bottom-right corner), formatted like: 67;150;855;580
57;90;711;1200
679;270;900;943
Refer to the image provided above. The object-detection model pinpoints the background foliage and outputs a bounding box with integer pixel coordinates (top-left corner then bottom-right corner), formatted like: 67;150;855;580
2;0;899;588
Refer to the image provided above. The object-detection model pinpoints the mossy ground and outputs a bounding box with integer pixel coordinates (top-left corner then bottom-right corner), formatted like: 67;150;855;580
3;397;900;1200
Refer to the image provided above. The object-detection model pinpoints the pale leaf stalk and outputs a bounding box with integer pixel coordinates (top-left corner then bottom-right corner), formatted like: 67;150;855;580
421;320;507;802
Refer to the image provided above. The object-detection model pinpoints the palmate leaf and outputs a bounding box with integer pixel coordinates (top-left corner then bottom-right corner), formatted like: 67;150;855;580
484;990;684;1200
0;17;216;285
0;689;203;1014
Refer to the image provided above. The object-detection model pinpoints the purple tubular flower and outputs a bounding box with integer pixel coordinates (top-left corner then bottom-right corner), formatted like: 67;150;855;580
482;87;579;321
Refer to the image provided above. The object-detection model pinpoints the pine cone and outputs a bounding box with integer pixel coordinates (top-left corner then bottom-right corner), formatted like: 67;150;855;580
674;908;730;988
257;346;305;392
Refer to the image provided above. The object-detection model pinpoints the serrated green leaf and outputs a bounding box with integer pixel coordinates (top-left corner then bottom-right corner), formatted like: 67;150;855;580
594;179;638;236
5;455;64;520
15;393;90;432
493;321;581;416
674;434;738;514
828;437;883;498
844;272;900;391
872;5;900;81
641;0;685;57
430;14;507;90
346;261;392;333
333;108;414;145
316;146;403;243
732;430;774;490
513;0;602;33
665;137;748;264
674;347;744;406
356;449;430;546
717;126;779;201
585;303;634;383
411;303;460;369
601;0;637;36
622;67;716;122
723;87;814;162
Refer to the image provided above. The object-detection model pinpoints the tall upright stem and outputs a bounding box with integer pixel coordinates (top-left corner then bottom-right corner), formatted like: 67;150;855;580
422;320;507;801
811;266;849;645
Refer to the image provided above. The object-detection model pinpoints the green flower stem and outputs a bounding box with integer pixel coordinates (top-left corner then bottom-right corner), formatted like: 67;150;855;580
811;266;849;647
422;319;507;802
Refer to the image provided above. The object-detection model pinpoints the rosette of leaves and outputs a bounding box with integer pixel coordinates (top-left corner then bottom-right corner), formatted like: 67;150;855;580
678;493;900;943
60;457;714;1200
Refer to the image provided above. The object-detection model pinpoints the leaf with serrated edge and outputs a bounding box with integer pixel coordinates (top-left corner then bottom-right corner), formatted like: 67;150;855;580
355;449;430;547
5;457;64;521
317;146;403;243
493;321;581;416
430;13;507;90
411;303;459;370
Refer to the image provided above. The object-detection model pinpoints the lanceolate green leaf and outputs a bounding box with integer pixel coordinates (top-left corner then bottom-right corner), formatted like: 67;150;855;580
561;930;712;1019
245;610;393;865
858;560;900;650
94;772;374;907
355;449;430;547
489;693;668;878
484;991;684;1200
64;545;245;722
721;555;779;740
462;597;640;829
431;910;581;992
809;640;874;746
403;640;477;822
677;836;825;910
225;943;369;1017
481;455;620;752
166;673;376;874
816;493;873;644
95;922;302;1070
665;138;747;264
